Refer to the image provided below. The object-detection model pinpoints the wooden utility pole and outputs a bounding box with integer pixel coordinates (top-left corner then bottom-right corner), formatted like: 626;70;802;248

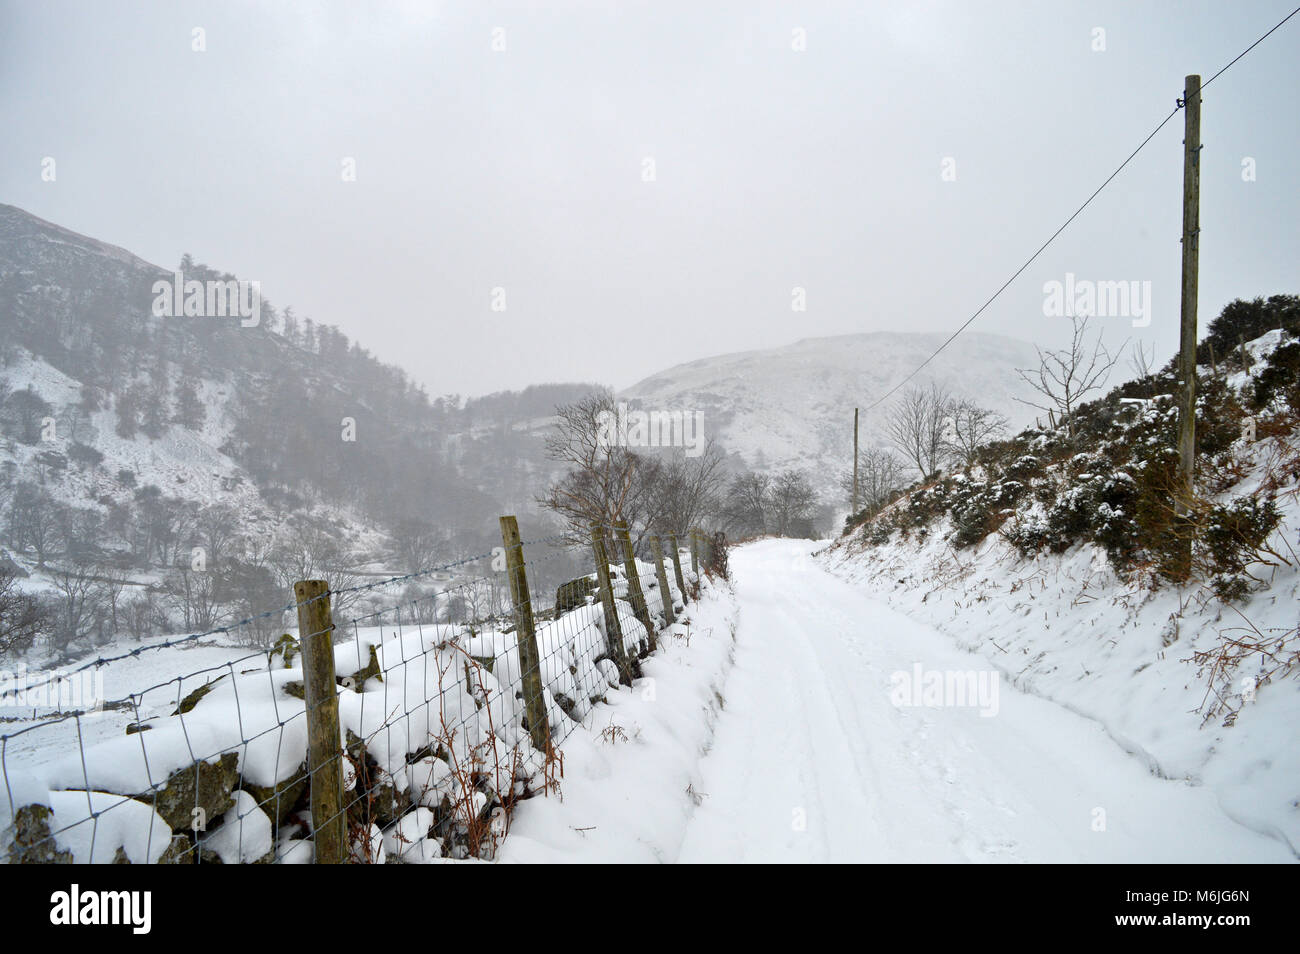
1176;73;1201;525
294;579;345;864
851;408;859;515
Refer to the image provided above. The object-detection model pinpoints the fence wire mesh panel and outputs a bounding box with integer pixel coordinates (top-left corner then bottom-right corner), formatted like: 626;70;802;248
0;522;703;864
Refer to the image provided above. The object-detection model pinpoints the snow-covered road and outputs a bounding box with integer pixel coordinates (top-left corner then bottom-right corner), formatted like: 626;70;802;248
674;539;1292;863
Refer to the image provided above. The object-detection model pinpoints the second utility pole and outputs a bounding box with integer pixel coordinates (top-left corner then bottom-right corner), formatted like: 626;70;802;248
852;408;859;514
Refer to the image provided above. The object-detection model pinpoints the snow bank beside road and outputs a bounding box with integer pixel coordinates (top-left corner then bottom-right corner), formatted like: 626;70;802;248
498;579;738;863
821;525;1300;857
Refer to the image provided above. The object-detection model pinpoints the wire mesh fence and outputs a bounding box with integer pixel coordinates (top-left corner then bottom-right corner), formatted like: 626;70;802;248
1;519;712;864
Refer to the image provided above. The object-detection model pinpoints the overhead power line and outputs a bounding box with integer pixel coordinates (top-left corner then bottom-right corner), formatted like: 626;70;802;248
862;5;1300;413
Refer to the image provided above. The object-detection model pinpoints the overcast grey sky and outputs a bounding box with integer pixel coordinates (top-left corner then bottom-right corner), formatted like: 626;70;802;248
2;0;1296;397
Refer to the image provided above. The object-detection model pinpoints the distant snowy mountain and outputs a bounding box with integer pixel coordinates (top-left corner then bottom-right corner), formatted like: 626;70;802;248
621;332;1043;496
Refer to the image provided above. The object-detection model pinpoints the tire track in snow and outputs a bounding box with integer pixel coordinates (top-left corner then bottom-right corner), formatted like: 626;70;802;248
674;539;1294;863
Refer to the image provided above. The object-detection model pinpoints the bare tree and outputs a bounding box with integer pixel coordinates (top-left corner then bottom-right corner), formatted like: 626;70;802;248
162;564;222;632
839;447;906;516
769;469;817;537
943;399;1008;469
7;482;61;567
886;383;952;480
1016;316;1122;435
94;562;131;635
219;547;284;647
647;440;726;537
48;562;104;658
442;591;470;625
121;588;169;642
722;471;771;537
193;503;239;570
266;522;365;621
56;506;103;564
137;495;194;568
389;517;444;574
538;389;663;549
1129;340;1156;397
0;563;49;659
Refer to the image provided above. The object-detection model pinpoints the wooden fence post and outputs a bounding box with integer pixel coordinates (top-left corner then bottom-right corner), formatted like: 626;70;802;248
689;530;700;579
668;532;688;603
294;579;345;865
614;520;656;652
499;516;551;751
589;523;632;685
649;535;676;627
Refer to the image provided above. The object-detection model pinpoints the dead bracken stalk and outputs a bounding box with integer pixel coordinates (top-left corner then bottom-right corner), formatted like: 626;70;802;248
598;721;630;745
1188;605;1299;727
428;646;507;858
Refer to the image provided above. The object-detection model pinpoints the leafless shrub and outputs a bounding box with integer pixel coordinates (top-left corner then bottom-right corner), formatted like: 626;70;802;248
840;447;907;516
886;383;952;479
1015;316;1122;436
538;389;663;549
943;400;1007;469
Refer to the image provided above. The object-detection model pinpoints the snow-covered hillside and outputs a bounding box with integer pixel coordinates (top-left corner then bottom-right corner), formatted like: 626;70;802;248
0;341;394;612
0;203;531;566
0;348;264;523
621;331;1043;495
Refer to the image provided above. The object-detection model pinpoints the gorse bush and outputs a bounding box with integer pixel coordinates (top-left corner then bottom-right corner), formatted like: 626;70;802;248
1197;294;1299;368
1201;495;1283;579
1252;341;1300;411
1131;446;1189;581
